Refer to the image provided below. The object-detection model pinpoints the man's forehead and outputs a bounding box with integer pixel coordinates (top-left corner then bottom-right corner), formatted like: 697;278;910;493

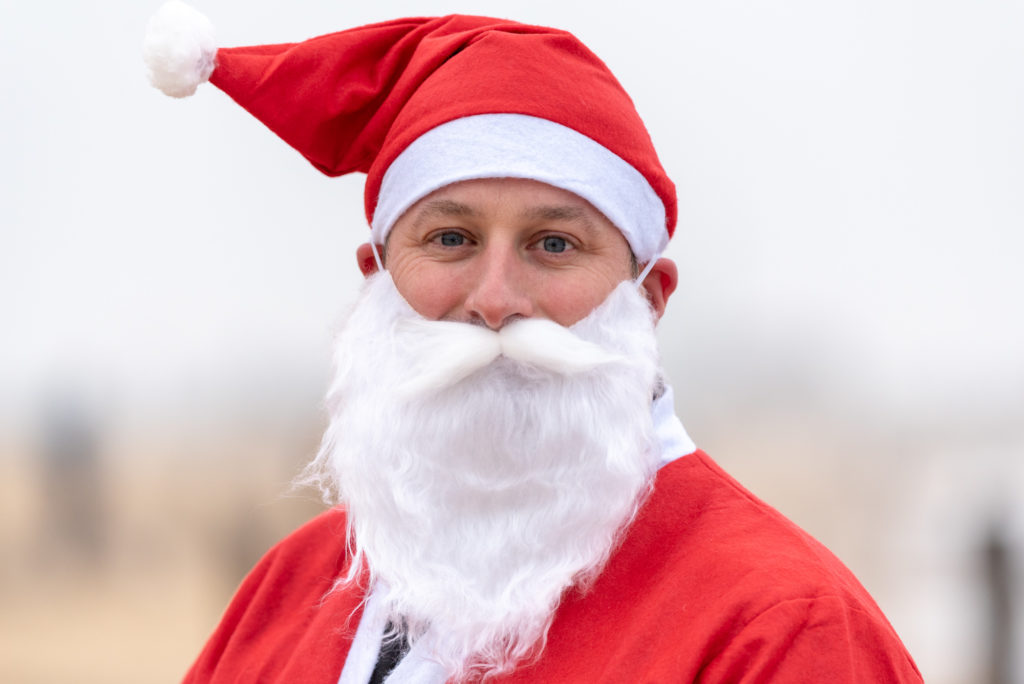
407;179;609;231
413;198;592;222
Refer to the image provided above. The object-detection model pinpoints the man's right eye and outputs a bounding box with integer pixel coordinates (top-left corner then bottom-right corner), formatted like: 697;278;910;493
438;232;465;247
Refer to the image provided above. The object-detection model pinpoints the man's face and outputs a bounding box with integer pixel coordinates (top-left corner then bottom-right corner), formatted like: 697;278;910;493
379;177;637;329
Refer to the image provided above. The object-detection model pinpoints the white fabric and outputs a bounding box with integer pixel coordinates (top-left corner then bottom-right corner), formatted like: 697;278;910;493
383;639;448;684
653;384;696;467
371;114;669;262
337;587;389;684
337;386;695;684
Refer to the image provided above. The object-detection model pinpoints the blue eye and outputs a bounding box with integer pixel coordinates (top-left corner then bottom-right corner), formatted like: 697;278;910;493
439;232;465;247
544;237;569;253
542;236;568;253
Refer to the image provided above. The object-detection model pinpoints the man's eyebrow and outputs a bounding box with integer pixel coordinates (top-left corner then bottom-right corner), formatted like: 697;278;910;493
414;199;477;223
522;205;592;226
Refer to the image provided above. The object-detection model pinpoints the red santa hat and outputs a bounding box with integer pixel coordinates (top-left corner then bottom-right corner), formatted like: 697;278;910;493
143;1;676;262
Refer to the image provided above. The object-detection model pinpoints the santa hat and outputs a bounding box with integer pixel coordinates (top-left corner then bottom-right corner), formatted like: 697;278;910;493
143;1;676;262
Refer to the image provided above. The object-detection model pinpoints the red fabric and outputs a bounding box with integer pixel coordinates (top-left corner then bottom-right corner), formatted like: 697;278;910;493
184;451;922;683
208;15;676;237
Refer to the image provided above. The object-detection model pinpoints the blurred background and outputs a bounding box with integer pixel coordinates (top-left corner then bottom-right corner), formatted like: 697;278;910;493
2;0;1021;681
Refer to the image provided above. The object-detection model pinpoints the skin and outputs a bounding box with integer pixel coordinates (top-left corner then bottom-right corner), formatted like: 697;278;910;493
356;177;677;330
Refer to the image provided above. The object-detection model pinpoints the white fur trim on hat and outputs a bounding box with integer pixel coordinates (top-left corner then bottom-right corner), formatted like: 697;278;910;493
143;1;216;98
371;114;668;263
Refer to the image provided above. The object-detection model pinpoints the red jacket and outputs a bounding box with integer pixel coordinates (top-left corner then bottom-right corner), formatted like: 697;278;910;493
185;451;922;682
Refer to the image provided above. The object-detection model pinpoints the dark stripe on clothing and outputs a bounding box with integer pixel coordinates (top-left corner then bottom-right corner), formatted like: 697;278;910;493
368;623;410;684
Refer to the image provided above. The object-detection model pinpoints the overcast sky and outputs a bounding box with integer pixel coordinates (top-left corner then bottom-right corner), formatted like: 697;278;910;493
2;0;1022;431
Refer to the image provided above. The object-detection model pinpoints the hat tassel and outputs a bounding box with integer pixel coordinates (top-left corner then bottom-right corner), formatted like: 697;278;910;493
143;1;216;98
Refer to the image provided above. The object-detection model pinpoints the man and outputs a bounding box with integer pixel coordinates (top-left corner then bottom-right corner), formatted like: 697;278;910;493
145;2;923;682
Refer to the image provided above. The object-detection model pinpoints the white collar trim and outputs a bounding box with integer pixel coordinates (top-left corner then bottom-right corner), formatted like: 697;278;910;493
653;382;697;467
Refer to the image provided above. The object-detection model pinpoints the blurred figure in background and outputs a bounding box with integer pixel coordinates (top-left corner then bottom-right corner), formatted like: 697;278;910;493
37;390;105;572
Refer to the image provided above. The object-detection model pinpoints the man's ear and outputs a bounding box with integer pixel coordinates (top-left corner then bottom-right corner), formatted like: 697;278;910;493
356;243;382;277
639;258;678;322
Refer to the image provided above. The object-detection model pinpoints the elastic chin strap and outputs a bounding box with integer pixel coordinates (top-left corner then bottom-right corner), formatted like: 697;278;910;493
369;241;385;273
634;255;660;286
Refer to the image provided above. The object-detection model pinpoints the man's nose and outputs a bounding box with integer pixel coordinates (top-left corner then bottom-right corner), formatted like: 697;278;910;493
463;246;534;330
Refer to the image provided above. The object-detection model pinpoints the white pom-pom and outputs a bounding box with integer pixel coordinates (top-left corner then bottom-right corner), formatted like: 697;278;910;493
143;1;216;98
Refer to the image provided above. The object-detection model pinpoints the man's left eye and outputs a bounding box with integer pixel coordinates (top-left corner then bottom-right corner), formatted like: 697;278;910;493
541;236;569;253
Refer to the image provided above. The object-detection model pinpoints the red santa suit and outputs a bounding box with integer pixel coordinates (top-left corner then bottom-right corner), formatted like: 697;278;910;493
183;390;922;683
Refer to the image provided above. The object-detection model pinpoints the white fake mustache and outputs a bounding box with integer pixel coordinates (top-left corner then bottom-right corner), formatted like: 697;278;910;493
394;315;629;399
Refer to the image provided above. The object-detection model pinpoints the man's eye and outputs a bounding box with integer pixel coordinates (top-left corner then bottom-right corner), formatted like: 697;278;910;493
541;236;569;253
438;232;465;247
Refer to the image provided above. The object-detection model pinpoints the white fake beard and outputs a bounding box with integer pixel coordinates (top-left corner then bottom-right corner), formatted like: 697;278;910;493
302;272;662;680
